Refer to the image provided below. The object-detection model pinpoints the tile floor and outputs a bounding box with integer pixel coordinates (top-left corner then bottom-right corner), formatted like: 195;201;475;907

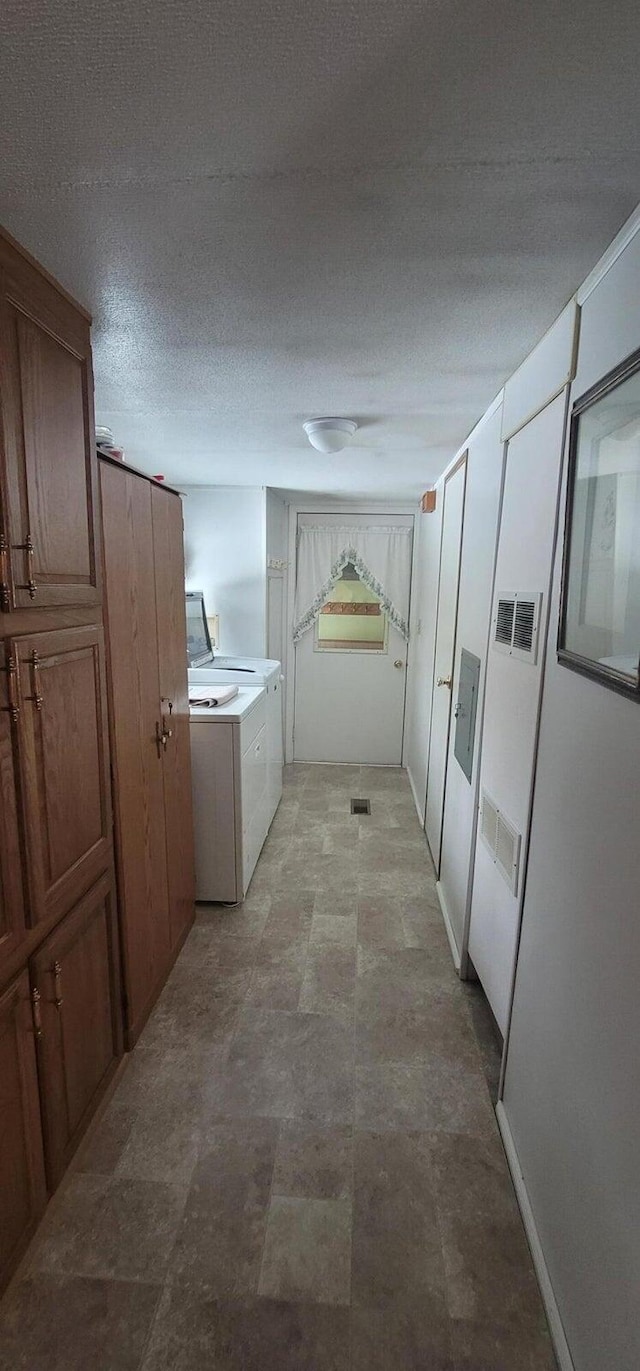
0;764;557;1370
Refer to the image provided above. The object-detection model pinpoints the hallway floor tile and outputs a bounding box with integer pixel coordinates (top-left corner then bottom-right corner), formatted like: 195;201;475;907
0;765;557;1370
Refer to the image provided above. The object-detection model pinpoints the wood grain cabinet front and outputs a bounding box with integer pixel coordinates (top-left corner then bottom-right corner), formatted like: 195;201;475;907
151;483;195;952
0;238;101;613
0;969;47;1292
30;874;122;1191
11;624;112;928
0;642;28;976
100;458;195;1046
100;462;172;1044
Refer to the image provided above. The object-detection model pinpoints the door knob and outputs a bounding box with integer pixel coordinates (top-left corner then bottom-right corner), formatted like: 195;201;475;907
394;659;404;669
437;676;452;688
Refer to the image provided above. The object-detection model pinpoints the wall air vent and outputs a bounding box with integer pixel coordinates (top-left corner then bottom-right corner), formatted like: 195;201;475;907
479;790;522;896
495;598;515;646
479;790;499;854
492;591;542;663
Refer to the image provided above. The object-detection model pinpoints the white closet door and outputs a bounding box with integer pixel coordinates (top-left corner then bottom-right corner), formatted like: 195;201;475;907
425;456;467;869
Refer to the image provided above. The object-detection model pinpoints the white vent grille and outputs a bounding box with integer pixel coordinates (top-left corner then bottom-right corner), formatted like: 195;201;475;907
480;792;499;853
492;591;542;663
513;598;535;653
495;598;515;646
480;791;522;895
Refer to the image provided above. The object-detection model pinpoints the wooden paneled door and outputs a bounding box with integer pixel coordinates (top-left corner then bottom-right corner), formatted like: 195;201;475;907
100;462;171;1043
0;642;28;975
0;240;100;611
0;970;47;1290
30;874;121;1190
151;484;195;951
12;625;112;927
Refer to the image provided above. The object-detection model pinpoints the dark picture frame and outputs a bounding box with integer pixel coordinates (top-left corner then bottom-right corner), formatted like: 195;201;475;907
558;345;640;701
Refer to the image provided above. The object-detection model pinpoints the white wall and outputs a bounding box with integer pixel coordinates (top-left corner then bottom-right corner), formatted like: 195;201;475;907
395;212;640;1370
468;388;570;1031
404;501;442;819
437;399;504;957
182;486;267;657
266;487;288;566
265;487;288;684
501;229;640;1371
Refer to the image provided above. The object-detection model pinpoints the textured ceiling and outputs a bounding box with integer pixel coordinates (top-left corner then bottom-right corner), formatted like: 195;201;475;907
1;1;640;497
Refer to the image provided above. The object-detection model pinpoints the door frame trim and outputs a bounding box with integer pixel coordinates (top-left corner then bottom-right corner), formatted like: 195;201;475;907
424;451;468;872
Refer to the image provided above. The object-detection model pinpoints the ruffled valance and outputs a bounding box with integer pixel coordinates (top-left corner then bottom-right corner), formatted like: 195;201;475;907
293;525;412;643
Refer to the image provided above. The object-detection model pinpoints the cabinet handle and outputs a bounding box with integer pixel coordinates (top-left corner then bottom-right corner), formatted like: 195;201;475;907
0;533;11;611
25;649;43;710
31;987;43;1039
13;533;37;598
53;961;63;1010
155;720;172;756
1;654;19;722
12;534;34;554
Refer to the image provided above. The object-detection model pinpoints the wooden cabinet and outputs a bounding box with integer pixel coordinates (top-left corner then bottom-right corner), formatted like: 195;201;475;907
151;484;196;951
0;235;100;612
0;225;122;1292
100;458;194;1046
0;642;28;976
0;971;47;1290
99;462;171;1042
31;875;121;1190
12;625;112;927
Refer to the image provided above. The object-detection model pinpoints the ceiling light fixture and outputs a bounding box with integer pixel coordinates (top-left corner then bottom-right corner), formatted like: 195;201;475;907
303;417;358;454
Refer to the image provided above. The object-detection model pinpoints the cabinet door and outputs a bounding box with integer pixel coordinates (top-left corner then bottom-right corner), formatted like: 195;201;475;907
0;241;100;610
31;874;122;1190
0;643;28;974
0;970;47;1291
13;624;112;926
100;462;171;1041
151;485;195;950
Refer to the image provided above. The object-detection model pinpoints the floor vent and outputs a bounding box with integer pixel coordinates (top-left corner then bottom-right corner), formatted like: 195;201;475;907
351;798;371;815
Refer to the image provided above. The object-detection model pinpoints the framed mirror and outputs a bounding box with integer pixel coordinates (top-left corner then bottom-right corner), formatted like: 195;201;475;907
558;347;640;699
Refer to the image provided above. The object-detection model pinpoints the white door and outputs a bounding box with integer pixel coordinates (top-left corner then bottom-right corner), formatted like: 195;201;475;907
425;455;467;867
294;618;408;764
293;518;413;765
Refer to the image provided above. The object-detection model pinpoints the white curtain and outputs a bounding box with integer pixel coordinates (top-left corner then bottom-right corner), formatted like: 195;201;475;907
293;524;412;642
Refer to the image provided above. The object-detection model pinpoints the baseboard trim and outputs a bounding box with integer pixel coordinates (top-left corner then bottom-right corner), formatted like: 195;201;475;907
496;1102;575;1371
407;766;425;826
436;879;461;973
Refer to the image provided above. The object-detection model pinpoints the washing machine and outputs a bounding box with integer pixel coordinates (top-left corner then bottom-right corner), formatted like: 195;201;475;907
188;656;283;816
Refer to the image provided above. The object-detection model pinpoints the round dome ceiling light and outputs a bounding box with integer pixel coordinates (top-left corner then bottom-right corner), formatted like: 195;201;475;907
303;418;358;454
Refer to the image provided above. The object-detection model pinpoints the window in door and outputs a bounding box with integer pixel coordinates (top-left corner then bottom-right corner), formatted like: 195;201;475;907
315;563;388;653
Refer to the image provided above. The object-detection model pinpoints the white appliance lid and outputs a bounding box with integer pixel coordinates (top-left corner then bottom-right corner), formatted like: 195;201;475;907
188;684;266;721
188;655;281;683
